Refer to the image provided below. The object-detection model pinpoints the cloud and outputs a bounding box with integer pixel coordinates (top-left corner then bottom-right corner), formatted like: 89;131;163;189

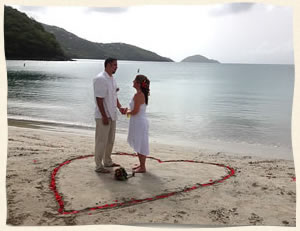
18;5;47;13
85;7;128;14
210;3;256;16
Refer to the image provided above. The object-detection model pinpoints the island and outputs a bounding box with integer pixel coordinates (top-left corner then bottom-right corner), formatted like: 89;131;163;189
181;55;220;63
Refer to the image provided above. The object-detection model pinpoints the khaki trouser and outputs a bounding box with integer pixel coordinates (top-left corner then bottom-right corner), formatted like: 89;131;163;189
95;118;116;171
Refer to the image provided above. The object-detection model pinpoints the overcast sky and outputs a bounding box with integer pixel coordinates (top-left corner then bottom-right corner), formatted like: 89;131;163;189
10;3;294;64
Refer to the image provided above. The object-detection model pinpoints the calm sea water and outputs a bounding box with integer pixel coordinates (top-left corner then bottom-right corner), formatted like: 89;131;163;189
6;60;294;159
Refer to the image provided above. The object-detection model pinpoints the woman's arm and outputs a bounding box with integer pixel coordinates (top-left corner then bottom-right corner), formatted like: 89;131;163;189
128;93;144;116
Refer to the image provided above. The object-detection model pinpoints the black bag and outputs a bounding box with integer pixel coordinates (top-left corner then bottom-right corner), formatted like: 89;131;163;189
114;167;134;181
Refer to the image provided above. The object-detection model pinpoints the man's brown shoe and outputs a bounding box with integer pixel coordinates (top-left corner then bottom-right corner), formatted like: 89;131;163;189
95;168;110;173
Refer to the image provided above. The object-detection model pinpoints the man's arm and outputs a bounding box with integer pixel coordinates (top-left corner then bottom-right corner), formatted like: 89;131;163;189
117;98;122;109
117;98;127;114
96;97;109;125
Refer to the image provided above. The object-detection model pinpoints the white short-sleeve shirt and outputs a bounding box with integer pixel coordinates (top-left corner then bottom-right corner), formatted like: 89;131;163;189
93;71;118;120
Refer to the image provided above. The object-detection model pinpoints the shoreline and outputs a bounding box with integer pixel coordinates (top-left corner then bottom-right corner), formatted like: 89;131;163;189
7;117;294;161
5;123;296;226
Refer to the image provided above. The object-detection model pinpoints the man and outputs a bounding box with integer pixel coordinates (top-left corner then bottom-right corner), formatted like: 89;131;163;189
93;58;127;173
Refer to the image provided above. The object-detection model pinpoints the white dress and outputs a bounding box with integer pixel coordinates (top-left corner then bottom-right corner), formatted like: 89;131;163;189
127;98;149;156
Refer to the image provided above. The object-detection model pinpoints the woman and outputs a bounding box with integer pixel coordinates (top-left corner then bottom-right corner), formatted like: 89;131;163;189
127;74;150;173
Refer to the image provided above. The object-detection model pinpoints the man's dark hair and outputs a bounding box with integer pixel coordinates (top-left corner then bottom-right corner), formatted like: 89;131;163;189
104;58;117;67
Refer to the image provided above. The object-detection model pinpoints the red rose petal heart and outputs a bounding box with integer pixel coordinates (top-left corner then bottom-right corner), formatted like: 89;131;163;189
50;152;235;215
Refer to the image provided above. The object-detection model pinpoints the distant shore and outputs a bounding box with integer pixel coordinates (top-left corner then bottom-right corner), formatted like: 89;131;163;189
5;121;296;226
6;57;73;61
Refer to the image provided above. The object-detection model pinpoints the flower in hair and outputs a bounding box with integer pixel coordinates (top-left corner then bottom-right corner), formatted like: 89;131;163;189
141;81;148;89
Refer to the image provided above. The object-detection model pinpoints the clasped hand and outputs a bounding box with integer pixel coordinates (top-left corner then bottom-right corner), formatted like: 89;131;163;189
119;107;128;115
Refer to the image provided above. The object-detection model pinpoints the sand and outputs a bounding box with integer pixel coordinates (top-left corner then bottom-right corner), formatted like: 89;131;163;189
5;125;296;226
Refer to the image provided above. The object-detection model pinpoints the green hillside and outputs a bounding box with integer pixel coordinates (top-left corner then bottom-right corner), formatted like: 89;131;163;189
42;24;173;62
4;6;173;62
4;6;70;61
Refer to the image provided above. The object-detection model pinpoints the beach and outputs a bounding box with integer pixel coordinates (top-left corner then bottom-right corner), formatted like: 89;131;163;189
5;123;296;226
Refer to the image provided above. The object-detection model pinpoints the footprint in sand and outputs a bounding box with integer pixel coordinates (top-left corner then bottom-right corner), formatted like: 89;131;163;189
248;213;263;225
209;207;238;224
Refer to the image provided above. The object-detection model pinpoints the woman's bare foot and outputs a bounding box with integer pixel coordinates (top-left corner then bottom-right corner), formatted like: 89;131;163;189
133;167;146;173
132;165;140;170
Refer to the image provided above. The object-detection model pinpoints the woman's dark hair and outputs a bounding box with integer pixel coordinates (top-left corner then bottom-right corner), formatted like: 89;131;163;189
104;58;117;67
135;75;150;105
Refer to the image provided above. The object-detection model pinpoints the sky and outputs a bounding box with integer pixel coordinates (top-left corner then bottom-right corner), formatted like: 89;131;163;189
9;3;294;64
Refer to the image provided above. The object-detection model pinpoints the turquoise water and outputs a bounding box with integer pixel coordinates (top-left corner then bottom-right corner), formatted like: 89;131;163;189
6;60;294;159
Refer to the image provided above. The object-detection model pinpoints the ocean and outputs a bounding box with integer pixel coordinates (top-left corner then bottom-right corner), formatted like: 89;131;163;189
6;59;294;159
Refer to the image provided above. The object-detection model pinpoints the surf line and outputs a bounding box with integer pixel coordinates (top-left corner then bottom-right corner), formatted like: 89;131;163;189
49;152;236;215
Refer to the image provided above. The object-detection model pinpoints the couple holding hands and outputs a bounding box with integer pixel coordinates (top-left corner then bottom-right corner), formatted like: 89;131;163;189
93;58;150;174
